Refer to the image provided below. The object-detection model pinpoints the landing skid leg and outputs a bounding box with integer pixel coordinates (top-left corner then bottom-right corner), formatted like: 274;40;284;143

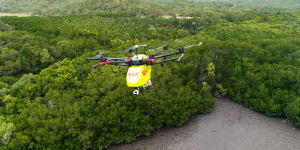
133;88;140;95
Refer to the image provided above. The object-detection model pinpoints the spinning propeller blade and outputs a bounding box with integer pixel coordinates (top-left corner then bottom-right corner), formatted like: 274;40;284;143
148;46;164;51
183;42;202;49
92;64;99;68
133;44;147;49
177;54;184;61
88;51;104;60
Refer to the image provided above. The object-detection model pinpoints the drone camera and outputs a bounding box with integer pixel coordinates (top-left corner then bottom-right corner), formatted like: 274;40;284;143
133;89;139;95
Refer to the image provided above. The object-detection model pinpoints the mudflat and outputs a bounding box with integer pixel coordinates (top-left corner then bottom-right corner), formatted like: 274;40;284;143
109;98;300;150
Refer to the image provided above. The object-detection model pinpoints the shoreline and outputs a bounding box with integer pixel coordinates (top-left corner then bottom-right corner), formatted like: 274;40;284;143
109;98;300;150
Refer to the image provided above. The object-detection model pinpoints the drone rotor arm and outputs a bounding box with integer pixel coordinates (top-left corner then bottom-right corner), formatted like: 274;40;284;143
113;63;130;66
108;58;128;61
151;45;168;56
88;57;102;60
154;51;182;59
108;60;132;66
153;55;184;64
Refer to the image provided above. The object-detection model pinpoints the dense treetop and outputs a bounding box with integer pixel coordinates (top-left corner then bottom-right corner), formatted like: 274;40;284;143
0;0;299;149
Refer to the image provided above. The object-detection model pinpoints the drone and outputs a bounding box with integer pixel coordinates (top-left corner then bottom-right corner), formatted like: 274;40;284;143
89;42;202;95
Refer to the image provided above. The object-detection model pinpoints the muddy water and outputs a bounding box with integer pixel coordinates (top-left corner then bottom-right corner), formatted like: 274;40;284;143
109;98;300;150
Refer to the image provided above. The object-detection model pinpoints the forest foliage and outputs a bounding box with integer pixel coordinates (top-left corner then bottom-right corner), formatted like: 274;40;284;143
0;12;219;149
197;0;300;9
0;0;299;149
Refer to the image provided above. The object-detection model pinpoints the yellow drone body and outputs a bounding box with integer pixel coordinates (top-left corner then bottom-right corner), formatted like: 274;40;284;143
126;55;152;88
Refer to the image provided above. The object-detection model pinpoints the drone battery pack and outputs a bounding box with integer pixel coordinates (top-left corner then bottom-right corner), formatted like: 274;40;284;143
126;65;152;87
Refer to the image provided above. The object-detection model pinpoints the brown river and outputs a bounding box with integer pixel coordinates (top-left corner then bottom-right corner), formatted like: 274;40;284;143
109;98;300;150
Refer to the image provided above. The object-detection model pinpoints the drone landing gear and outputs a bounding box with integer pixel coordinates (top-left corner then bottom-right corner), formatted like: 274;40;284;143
133;88;140;95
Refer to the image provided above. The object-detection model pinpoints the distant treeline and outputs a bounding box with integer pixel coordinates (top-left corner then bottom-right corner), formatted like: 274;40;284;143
196;0;300;9
2;0;299;16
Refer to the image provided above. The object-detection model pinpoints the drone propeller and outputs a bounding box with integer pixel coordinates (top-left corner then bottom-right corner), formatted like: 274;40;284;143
88;51;105;60
133;44;147;49
92;64;99;69
131;44;147;56
183;42;202;49
148;45;164;51
177;54;184;61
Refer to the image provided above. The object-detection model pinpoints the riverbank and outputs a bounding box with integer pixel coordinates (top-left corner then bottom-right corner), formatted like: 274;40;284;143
109;98;300;150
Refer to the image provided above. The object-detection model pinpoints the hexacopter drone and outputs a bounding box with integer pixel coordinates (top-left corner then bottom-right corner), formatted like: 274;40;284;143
89;42;202;95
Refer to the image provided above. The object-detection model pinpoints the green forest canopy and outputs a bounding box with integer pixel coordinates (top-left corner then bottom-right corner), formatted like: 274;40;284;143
0;0;299;149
